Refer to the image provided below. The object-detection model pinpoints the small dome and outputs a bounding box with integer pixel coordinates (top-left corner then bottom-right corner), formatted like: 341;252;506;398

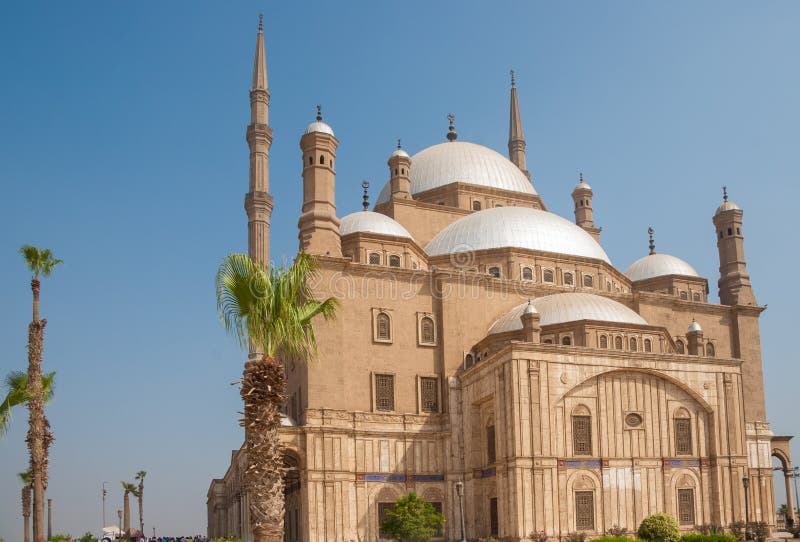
688;320;702;333
304;121;335;137
522;303;538;316
573;180;592;192
376;141;537;204
390;147;410;159
489;293;647;335
624;253;700;282
425;207;611;264
339;211;413;239
715;200;741;215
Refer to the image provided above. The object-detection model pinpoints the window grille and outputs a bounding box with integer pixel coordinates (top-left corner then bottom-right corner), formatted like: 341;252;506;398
614;336;623;349
421;317;435;344
420;377;438;413
599;336;608;349
693;292;701;302
644;339;652;352
489;498;499;535
680;291;688;300
369;252;381;265
629;338;637;351
543;269;554;283
376;313;391;341
706;343;715;357
678;489;695;525
572;415;592;455
389;255;401;267
562;336;572;346
522;267;533;281
488;266;501;278
486;423;496;464
674;417;692;455
564;272;574;285
575;491;595;531
473;201;482;211
375;374;395;411
583;275;593;287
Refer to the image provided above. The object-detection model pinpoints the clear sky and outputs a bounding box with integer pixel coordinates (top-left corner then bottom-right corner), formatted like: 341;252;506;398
1;1;798;538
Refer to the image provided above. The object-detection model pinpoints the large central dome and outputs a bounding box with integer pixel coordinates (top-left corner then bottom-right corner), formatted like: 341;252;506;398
376;141;537;204
425;207;612;264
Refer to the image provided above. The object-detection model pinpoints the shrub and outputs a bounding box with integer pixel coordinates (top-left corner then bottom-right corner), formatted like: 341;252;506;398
748;521;768;542
638;513;681;542
607;526;630;537
681;534;737;542
729;521;745;542
51;535;71;542
564;532;589;542
593;536;636;542
380;492;445;542
530;530;549;542
694;525;725;535
79;532;99;542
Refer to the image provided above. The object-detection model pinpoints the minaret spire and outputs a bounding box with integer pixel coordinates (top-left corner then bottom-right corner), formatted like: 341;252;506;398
245;15;274;266
508;70;530;180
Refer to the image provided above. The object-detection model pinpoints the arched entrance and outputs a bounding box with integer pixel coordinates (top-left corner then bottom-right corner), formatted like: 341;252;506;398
283;452;302;542
772;436;796;529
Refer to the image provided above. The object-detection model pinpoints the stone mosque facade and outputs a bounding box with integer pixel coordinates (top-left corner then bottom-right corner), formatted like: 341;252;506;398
207;21;794;542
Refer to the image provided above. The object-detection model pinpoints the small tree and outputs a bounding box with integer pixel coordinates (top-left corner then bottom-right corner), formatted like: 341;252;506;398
79;532;98;542
638;513;680;542
380;492;445;542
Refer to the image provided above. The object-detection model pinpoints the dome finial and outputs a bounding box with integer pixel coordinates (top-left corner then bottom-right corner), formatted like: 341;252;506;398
579;172;583;183
258;13;263;32
510;69;516;88
648;227;655;255
397;138;402;150
316;104;322;122
722;185;728;202
446;113;458;141
361;180;370;211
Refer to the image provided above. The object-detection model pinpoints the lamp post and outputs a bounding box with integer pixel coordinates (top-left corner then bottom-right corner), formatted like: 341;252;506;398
117;509;122;536
152;526;156;539
792;467;800;523
455;481;466;542
102;482;108;532
742;476;750;540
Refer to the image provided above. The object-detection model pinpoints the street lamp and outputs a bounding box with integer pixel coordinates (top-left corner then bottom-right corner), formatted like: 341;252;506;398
792;467;800;523
455;481;466;542
742;476;750;541
102;482;108;531
117;509;122;536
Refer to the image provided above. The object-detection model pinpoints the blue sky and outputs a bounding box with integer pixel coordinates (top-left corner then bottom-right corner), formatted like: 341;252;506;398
1;1;798;538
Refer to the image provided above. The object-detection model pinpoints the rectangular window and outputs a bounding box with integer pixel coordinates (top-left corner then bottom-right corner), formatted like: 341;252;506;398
487;424;496;464
421;377;439;413
431;502;444;536
375;374;395;412
572;416;592;455
489;498;499;536
674;418;692;455
678;488;695;525
378;502;395;536
575;491;595;531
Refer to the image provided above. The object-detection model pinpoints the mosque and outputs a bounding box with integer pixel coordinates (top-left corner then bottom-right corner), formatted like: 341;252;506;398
207;20;794;542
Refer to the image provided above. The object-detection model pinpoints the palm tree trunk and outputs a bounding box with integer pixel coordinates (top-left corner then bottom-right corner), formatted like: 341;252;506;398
123;492;130;535
22;485;31;542
241;357;287;542
27;278;47;542
137;489;143;536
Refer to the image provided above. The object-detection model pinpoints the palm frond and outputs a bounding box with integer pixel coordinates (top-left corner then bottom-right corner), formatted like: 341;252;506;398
135;470;146;480
121;481;137;492
18;469;32;485
19;245;62;278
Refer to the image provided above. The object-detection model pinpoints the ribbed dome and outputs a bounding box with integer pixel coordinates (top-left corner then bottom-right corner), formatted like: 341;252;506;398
425;207;611;264
624;253;700;282
376;141;536;204
488;293;647;335
304;121;334;136
339;211;413;239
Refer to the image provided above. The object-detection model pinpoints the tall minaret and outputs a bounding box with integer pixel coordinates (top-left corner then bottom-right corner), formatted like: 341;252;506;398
244;15;274;265
508;70;530;180
713;186;756;306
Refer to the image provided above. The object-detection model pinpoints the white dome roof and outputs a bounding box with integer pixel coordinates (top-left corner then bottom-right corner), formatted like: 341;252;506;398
715;200;741;215
624;253;700;282
304;121;334;136
573;180;592;191
339;211;413;239
390;147;410;159
425;207;611;264
488;293;647;335
376;141;536;204
688;320;702;333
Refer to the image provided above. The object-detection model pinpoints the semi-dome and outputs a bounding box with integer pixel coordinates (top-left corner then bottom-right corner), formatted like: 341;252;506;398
624;253;700;282
488;293;647;335
376;141;536;204
339;211;413;239
425;207;611;264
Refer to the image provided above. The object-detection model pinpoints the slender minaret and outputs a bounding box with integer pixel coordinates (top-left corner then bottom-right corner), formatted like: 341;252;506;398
713;186;756;306
508;70;530;180
389;139;412;200
244;15;274;266
572;173;601;242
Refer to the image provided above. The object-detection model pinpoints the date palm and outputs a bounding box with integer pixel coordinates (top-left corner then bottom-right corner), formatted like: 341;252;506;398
19;245;62;542
19;470;32;542
121;482;137;535
216;252;337;542
134;470;146;535
1;371;56;436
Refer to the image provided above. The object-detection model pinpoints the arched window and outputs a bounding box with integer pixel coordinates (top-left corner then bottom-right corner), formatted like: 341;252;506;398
488;266;501;278
572;407;592;455
486;420;496;464
309;156;313;165
394;168;398;175
369;252;381;265
389;255;401;268
599;335;608;349
678;488;695;525
562;336;572;346
607;282;612;292
680;291;688;300
564;272;574;286
579;200;584;206
705;343;715;357
629;337;637;351
319;154;325;164
583;275;593;288
675;340;685;354
674;409;692;455
420;317;435;344
543;269;554;283
465;353;474;366
473;201;482;211
401;168;405;175
376;313;391;341
522;267;533;281
614;336;623;350
543;338;553;345
644;338;652;352
728;227;732;236
692;292;700;302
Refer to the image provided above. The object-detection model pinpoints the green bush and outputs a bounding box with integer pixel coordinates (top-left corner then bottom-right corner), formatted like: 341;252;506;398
638;513;681;542
51;535;71;542
593;536;636;542
79;532;99;542
564;533;589;542
681;534;737;542
694;525;725;535
380;492;445;542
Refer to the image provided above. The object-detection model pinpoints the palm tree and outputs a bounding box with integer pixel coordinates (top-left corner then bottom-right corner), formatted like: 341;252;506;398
1;371;56;436
20;244;62;542
134;471;146;535
121;482;137;536
19;470;32;542
216;252;337;542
